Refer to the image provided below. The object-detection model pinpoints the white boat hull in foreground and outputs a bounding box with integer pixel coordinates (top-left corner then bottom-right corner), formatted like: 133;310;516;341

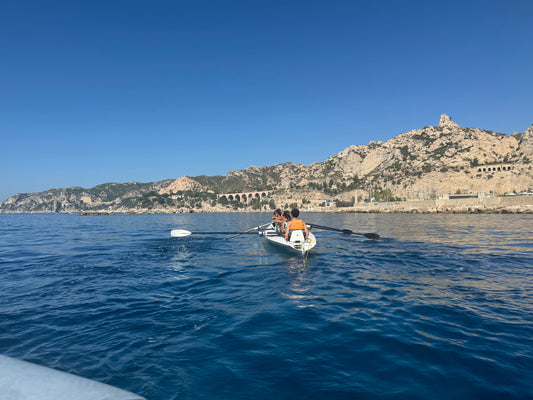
0;354;144;400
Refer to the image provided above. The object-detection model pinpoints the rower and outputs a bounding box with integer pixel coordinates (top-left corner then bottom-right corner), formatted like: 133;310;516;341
281;210;291;234
279;211;288;233
285;208;309;241
271;208;285;233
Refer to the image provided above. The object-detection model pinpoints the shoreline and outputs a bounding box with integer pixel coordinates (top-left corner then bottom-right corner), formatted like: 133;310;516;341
321;195;533;214
1;195;532;215
2;208;532;216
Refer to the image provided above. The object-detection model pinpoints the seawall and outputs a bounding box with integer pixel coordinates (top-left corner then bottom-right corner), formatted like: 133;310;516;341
329;195;533;213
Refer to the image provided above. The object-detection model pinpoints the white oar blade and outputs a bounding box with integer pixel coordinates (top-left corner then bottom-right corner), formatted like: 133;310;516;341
170;229;192;237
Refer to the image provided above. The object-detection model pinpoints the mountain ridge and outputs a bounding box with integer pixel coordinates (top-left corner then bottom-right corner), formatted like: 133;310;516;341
2;114;532;213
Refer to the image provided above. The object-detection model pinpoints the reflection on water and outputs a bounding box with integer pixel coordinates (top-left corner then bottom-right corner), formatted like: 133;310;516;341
278;213;533;326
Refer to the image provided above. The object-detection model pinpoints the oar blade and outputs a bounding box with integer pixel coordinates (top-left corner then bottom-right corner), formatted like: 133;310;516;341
309;224;339;233
309;223;379;240
340;229;379;239
170;229;192;237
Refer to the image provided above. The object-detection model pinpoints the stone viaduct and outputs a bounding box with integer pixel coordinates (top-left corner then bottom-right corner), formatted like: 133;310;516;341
474;163;515;174
217;191;271;203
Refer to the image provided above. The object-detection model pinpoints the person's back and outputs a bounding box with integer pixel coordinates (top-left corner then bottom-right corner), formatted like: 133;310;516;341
281;210;291;233
285;208;309;241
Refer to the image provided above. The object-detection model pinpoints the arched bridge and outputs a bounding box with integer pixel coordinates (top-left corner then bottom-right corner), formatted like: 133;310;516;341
474;163;514;173
217;191;271;203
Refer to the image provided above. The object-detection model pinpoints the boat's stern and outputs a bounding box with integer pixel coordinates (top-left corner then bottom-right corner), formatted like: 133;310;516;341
289;230;306;251
290;231;316;254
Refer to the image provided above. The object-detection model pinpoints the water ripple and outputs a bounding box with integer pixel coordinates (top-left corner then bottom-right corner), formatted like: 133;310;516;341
0;213;532;399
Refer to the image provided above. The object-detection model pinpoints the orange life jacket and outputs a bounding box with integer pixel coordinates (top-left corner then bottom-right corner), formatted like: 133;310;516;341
290;218;305;230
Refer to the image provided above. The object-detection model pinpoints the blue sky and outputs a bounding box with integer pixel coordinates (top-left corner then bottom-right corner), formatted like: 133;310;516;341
1;0;532;201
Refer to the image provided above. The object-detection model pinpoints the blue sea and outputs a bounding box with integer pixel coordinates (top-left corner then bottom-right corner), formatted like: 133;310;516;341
1;212;532;400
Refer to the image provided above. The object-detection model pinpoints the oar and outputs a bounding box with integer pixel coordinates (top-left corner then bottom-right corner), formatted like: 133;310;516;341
309;223;380;240
225;222;272;240
171;229;259;237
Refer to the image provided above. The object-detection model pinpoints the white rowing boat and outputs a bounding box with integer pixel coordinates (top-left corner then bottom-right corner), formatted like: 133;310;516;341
170;223;316;256
258;224;316;256
170;221;378;257
170;220;379;258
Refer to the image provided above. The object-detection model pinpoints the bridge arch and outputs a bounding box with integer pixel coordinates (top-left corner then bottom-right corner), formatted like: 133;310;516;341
476;163;514;174
217;191;271;203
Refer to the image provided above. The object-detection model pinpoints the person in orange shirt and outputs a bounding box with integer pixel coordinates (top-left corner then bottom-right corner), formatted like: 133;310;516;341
285;208;309;241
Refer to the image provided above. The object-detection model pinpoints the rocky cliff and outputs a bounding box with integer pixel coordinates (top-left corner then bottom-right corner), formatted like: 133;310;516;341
309;114;532;200
2;115;532;213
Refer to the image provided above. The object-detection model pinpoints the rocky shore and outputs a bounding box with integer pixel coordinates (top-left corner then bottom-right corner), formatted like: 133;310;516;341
3;194;532;215
83;194;533;215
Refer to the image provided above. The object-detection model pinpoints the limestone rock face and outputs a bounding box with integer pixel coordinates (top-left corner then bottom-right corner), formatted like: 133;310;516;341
520;124;533;156
300;114;532;199
159;176;204;194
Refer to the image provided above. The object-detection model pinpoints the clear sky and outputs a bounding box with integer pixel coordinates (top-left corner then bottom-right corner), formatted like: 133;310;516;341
1;0;532;201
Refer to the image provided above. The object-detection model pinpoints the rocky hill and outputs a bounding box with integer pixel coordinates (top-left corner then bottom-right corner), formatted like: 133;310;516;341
306;114;532;201
0;181;173;213
1;114;532;213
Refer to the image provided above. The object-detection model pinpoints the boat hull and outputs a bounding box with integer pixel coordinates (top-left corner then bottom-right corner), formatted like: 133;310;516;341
260;228;316;255
0;354;144;400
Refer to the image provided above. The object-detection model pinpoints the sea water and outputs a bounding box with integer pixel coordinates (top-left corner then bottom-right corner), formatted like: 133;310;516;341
0;212;532;400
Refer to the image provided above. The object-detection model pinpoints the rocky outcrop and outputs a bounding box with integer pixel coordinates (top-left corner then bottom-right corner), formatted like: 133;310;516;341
520;124;533;156
308;114;531;199
158;176;205;194
438;113;460;128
